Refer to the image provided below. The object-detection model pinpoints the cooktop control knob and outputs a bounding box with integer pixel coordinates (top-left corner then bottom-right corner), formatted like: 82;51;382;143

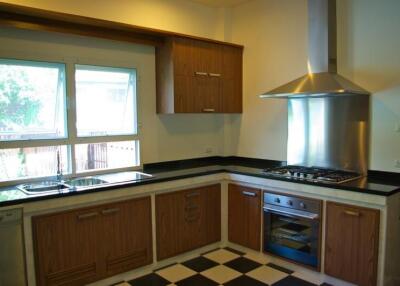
287;200;293;206
300;202;306;209
274;198;281;204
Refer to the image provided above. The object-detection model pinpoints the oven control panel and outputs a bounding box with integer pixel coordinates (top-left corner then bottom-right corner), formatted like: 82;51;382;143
264;192;321;214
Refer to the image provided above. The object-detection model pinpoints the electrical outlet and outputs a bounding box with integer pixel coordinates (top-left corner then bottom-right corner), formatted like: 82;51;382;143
205;147;213;154
396;160;400;168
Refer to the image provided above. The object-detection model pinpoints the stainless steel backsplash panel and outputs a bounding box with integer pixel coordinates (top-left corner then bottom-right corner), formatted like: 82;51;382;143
287;95;369;174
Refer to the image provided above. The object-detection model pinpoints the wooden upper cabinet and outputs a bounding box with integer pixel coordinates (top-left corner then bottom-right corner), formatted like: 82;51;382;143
228;184;261;250
156;37;242;114
325;202;380;286
32;197;152;286
156;184;221;260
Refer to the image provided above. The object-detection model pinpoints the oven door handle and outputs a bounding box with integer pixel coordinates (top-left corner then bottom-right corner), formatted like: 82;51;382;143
263;206;319;220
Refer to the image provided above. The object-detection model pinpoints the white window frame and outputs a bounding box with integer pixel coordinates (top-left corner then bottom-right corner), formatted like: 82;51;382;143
0;54;142;187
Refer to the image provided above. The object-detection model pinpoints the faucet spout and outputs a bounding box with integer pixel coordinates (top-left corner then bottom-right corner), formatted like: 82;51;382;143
56;150;63;182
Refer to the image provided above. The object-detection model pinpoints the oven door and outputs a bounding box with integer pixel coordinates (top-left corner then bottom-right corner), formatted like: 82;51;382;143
263;204;320;268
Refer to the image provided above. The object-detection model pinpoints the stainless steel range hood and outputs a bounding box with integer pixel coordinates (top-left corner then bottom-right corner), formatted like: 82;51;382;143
260;0;370;98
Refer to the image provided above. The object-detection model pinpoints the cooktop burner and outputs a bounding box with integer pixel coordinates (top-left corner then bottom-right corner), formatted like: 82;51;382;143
263;166;361;184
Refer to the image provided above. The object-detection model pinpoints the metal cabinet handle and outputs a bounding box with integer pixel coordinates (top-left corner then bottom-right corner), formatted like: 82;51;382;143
185;205;199;211
202;108;215;112
185;215;200;222
101;208;120;215
185;192;200;198
195;71;208;76
209;73;221;77
77;212;99;220
242;191;256;197
344;210;360;217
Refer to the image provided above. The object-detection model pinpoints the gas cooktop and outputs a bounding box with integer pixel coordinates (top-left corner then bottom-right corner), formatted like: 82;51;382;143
262;166;361;184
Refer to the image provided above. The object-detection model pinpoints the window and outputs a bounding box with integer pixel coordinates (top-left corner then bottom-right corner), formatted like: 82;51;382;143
0;59;67;141
0;60;139;183
75;65;137;137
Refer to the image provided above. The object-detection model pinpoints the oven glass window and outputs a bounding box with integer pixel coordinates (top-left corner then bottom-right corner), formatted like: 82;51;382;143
264;211;320;267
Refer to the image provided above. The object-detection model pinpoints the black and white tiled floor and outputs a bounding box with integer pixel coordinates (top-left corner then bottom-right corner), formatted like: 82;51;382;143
112;248;333;286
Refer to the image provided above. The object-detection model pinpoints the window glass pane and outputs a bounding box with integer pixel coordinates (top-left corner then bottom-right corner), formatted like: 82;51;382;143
0;145;70;182
75;65;137;137
75;140;139;172
0;59;67;141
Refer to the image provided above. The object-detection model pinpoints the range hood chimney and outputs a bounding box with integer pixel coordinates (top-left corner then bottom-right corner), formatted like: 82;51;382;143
260;0;370;98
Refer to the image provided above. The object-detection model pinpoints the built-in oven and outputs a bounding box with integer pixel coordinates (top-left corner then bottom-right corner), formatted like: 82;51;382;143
263;192;322;269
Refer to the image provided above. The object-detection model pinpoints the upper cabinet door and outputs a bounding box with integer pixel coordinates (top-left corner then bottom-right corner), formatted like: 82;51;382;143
325;202;380;286
156;37;243;114
221;46;243;113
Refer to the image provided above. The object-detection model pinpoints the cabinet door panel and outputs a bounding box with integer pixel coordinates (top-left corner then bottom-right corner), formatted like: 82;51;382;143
156;190;185;260
33;207;101;286
221;46;242;113
156;184;221;260
200;184;221;245
100;197;153;277
325;202;379;286
228;184;261;250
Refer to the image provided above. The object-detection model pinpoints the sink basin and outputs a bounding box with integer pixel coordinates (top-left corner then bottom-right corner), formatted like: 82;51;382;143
65;177;108;187
17;181;69;195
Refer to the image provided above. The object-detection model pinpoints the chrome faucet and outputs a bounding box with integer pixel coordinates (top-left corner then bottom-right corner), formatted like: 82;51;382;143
56;150;63;182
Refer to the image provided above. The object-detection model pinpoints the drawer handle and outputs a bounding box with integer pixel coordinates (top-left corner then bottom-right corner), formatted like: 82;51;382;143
185;205;199;211
77;212;99;220
209;73;221;77
242;191;256;197
195;71;208;76
344;210;360;217
101;208;120;215
185;215;200;222
202;108;215;112
185;192;200;198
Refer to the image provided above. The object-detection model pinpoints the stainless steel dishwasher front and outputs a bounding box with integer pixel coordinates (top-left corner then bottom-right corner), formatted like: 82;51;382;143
0;208;26;286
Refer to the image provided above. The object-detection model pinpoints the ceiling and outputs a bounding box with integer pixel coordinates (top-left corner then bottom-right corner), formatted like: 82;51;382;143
190;0;250;7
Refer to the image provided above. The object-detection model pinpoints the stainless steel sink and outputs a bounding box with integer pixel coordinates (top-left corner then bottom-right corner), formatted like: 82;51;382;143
65;177;108;187
17;181;70;195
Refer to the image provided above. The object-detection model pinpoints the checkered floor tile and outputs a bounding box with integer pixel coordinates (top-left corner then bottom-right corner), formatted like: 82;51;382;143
114;248;332;286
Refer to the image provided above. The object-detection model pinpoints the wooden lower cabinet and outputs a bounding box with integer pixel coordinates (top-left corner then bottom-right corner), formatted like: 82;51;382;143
32;197;152;286
156;184;221;260
325;201;380;286
228;184;261;250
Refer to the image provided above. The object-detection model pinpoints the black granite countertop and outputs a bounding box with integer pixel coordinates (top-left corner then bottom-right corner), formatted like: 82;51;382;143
0;156;399;207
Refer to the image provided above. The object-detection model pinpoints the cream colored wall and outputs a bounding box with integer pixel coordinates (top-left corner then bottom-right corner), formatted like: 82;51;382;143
230;0;400;172
0;0;230;164
337;0;400;172
229;0;307;160
2;0;400;171
0;27;226;164
3;0;225;40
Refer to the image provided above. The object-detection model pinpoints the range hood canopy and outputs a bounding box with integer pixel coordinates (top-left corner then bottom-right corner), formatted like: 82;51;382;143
260;0;370;98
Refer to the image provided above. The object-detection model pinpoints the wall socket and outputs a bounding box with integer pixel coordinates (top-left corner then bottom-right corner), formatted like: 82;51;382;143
205;147;213;155
396;160;400;168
